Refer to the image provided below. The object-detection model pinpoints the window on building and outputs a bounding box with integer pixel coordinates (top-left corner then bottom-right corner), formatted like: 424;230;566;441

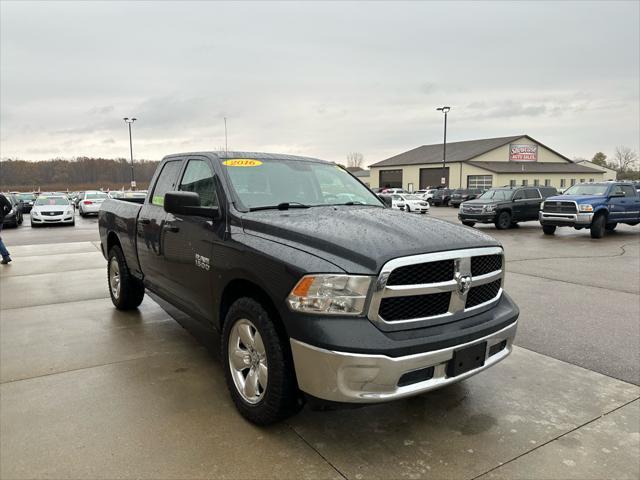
560;179;566;188
589;178;594;183
379;169;403;189
509;179;516;187
521;179;528;186
467;175;493;190
571;179;577;186
545;179;551;186
580;178;585;183
533;179;540;186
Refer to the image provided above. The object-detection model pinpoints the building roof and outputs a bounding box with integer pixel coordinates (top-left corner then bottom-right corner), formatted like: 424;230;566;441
369;135;572;168
352;169;370;178
466;161;603;174
345;166;365;172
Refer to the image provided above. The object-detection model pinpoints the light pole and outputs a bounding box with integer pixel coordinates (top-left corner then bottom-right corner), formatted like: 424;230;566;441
436;106;451;187
123;117;137;189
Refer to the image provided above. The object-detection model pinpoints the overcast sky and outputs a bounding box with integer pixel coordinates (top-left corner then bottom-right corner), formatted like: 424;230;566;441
1;1;638;166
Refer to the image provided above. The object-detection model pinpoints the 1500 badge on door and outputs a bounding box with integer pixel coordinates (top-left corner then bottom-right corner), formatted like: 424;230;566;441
195;253;210;271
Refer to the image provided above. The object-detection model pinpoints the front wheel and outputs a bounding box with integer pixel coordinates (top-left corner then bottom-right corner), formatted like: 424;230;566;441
495;211;511;230
107;245;145;310
590;214;606;239
222;298;302;425
542;225;556;235
406;205;411;213
462;221;476;227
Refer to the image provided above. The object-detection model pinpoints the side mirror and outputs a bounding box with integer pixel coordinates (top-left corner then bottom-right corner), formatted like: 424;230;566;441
164;191;220;219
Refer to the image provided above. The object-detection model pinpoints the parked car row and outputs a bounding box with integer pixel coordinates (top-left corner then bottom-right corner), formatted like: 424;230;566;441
457;182;640;239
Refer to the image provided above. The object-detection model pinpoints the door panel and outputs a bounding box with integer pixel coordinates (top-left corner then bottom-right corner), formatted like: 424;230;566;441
607;185;628;222
137;160;183;293
162;158;221;321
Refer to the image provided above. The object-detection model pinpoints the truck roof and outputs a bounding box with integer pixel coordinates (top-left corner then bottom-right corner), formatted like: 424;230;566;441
162;151;330;164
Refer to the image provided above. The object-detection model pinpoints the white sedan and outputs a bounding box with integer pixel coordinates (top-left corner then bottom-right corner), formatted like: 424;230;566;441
79;191;109;217
394;194;430;214
30;195;75;227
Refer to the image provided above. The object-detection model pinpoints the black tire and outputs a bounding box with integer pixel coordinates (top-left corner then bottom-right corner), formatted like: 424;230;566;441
30;221;38;228
605;223;617;231
495;211;511;230
542;225;556;235
406;205;411;213
590;214;606;239
222;297;302;425
462;221;476;227
107;245;145;310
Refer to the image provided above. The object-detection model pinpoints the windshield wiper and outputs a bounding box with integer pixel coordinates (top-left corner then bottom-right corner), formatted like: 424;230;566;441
249;202;311;212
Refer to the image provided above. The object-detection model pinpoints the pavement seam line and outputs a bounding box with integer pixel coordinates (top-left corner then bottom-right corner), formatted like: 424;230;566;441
506;241;637;264
470;396;640;480
506;269;640;295
0;294;111;311
286;423;349;480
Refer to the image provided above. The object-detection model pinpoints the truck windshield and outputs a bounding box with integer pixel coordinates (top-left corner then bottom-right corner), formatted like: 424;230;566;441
478;189;513;201
223;159;383;210
563;184;608;196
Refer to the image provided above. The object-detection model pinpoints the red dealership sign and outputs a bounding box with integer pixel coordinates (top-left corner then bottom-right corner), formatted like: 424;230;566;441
509;144;538;162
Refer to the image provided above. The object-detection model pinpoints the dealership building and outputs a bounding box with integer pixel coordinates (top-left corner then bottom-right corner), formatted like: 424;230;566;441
369;135;614;191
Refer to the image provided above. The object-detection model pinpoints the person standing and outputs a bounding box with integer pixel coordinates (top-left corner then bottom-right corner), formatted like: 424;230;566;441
0;193;13;264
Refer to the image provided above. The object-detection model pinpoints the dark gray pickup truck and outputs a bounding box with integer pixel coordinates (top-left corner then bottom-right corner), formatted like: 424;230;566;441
99;151;519;424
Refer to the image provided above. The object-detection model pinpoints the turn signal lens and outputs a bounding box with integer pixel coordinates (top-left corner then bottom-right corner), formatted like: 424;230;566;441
287;274;372;315
578;204;593;212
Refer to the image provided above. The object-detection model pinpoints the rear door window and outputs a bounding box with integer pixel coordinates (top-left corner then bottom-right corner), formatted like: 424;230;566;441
524;189;541;199
621;185;636;197
151;161;182;206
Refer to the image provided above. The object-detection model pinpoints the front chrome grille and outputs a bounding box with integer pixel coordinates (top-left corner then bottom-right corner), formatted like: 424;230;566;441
42;211;63;216
471;254;503;277
367;247;504;331
379;292;451;321
387;259;454;285
466;280;502;308
462;205;484;214
543;201;577;214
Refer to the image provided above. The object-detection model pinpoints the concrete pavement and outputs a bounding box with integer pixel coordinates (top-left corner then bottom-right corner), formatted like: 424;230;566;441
1;211;639;479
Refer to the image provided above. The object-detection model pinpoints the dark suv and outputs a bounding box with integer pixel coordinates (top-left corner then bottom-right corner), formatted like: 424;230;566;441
458;186;557;229
450;189;483;208
431;188;452;206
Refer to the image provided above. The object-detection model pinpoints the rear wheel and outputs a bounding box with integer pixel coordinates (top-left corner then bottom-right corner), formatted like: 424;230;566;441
542;225;556;235
495;211;511;230
107;245;145;310
590;214;606;239
462;221;476;227
222;297;302;425
605;223;617;231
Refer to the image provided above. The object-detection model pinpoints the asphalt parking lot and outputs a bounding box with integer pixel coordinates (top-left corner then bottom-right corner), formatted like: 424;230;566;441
1;209;639;479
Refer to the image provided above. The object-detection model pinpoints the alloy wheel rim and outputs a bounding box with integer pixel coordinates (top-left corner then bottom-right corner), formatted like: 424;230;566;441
228;318;268;404
109;257;121;299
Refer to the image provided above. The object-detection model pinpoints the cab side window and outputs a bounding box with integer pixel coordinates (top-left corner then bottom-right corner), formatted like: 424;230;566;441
524;189;541;199
621;185;635;197
151;161;182;206
179;159;218;207
512;190;524;201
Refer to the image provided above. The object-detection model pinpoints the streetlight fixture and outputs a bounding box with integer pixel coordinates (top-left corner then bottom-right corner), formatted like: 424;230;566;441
436;106;451;187
123;117;137;189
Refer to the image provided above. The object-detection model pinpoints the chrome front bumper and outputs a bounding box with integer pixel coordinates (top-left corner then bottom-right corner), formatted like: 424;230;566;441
290;320;517;403
539;211;593;225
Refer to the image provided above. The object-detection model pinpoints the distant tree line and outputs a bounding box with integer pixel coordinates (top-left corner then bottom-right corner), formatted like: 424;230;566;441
0;157;160;191
587;146;639;180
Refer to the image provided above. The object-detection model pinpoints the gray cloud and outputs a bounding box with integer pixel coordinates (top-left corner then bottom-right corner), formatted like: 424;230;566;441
1;1;638;164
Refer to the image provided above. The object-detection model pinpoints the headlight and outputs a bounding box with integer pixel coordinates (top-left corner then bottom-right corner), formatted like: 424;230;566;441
287;274;371;315
483;204;496;212
8;208;15;215
32;210;39;216
578;204;593;212
540;201;545;210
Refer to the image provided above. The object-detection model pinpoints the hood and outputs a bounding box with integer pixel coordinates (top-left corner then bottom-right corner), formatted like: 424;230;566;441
241;206;499;275
462;198;505;206
33;204;72;212
546;194;605;203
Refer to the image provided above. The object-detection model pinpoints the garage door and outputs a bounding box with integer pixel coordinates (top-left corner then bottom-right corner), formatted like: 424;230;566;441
420;167;449;189
379;169;403;188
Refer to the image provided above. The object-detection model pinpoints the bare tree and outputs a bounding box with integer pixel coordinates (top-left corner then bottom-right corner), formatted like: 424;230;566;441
612;146;638;172
346;152;364;169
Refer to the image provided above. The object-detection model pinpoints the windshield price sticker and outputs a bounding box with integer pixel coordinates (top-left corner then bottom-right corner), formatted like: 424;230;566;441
223;159;263;167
